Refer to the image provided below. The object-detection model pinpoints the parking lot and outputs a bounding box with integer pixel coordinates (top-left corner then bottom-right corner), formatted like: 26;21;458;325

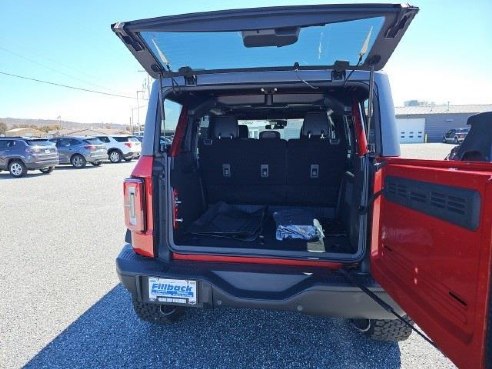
0;146;457;369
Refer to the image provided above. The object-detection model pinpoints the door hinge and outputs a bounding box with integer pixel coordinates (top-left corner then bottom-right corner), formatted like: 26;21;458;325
178;66;197;86
374;160;388;172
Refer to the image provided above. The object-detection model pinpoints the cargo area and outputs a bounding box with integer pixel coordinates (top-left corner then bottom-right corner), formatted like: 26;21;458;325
165;87;369;260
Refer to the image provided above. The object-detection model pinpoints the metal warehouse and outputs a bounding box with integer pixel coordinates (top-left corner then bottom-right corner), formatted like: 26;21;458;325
395;104;492;143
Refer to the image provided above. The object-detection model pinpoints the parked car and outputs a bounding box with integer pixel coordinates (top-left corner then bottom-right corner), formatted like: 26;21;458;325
446;112;492;161
113;5;492;369
49;136;106;168
95;135;141;163
442;127;469;144
0;137;58;177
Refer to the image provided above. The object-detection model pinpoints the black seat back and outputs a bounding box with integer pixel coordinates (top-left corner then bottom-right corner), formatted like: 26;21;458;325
200;116;286;204
286;112;347;206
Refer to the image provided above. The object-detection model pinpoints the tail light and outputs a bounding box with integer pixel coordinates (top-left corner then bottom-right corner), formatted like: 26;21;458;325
124;142;132;148
84;145;96;151
123;156;154;257
26;147;41;154
124;178;146;232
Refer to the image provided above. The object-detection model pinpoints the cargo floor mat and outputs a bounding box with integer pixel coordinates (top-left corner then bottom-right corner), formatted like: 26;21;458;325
187;202;265;241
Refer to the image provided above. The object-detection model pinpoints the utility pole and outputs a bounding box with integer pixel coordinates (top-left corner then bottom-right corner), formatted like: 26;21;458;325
136;90;145;129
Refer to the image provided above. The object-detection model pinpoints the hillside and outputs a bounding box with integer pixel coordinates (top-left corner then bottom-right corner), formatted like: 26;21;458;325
0;117;128;131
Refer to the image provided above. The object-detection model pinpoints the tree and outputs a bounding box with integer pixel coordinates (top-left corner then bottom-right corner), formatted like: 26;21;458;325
0;122;7;135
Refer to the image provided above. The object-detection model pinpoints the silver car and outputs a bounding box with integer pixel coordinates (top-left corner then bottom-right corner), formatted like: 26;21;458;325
0;137;59;177
49;136;107;168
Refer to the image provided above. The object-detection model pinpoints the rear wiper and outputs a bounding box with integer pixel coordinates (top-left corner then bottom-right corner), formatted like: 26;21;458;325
342;26;373;87
151;38;171;69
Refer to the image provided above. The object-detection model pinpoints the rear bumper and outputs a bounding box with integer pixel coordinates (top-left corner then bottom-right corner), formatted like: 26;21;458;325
85;152;107;162
116;244;404;319
25;158;59;170
122;151;141;159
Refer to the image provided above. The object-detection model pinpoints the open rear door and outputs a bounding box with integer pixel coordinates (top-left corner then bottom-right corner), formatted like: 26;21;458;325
371;158;492;369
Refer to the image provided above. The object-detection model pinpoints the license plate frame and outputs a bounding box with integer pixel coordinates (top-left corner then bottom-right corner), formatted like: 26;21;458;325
148;277;197;305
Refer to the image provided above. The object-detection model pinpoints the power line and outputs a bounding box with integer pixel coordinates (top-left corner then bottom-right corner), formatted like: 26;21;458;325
0;70;135;99
0;46;118;93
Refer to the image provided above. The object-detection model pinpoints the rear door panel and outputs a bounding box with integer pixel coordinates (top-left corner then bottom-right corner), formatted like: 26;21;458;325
371;158;492;369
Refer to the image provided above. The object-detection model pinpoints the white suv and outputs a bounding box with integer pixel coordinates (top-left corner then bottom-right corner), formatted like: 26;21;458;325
96;135;141;163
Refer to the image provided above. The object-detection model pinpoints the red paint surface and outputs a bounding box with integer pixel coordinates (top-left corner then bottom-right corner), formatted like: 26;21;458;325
372;157;492;369
169;106;188;157
352;100;368;157
172;253;343;269
127;155;155;257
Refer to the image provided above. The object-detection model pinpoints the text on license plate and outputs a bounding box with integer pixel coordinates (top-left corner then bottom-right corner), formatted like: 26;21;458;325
148;277;197;305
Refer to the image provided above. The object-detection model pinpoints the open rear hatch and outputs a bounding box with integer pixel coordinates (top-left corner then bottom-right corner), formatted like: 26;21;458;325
112;4;418;78
114;4;419;263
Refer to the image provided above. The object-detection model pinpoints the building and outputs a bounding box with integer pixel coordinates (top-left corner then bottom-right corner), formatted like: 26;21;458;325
5;127;46;137
395;104;492;143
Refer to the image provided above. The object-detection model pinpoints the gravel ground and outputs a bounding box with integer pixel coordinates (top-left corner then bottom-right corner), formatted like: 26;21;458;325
0;151;456;369
399;142;456;160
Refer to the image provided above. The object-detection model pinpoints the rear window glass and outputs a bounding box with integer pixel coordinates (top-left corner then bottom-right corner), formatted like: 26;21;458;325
237;119;303;140
84;138;103;144
113;136;131;142
142;16;385;72
127;137;140;142
26;139;53;146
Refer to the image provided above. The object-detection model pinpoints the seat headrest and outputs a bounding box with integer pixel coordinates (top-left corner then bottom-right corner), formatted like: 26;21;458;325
238;124;249;139
259;130;281;139
211;115;238;139
301;112;330;138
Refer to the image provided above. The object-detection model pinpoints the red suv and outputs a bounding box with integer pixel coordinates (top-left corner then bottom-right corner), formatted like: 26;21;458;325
113;5;492;369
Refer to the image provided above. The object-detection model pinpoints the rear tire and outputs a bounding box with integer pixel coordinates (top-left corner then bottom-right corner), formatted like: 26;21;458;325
123;157;132;162
132;299;185;325
40;166;54;174
109;150;122;163
351;316;414;342
8;160;27;178
71;154;87;168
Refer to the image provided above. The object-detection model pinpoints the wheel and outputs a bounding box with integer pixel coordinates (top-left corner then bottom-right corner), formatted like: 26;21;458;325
108;150;122;163
453;136;459;144
123;157;132;162
91;161;102;167
351;316;413;342
39;166;54;174
71;154;87;168
8;160;27;178
132;299;185;325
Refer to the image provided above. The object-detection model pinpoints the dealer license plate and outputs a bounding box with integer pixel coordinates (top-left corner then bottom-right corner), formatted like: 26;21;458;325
148;277;197;305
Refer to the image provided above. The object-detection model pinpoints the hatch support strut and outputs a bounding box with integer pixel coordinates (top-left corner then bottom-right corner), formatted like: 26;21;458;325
366;65;375;153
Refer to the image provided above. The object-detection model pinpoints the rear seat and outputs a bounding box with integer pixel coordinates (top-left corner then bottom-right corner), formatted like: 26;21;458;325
199;116;286;204
199;112;346;207
286;112;347;206
199;116;242;203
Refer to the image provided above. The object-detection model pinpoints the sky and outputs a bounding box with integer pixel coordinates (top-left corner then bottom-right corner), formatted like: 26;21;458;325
1;0;491;124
